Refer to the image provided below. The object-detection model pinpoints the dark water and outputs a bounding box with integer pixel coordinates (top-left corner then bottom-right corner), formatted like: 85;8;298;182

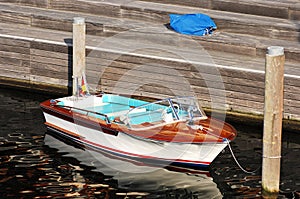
0;88;299;199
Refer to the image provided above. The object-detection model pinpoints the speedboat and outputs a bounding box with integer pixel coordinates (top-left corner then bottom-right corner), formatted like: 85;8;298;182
40;93;236;169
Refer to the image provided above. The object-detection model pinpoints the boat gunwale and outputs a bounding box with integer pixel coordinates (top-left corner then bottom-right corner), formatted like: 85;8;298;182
40;96;237;144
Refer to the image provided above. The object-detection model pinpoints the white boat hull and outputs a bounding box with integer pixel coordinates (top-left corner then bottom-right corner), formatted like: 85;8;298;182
43;112;228;168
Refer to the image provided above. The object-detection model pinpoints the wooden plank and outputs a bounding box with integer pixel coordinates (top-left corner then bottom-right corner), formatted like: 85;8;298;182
0;0;49;7
95;60;266;94
87;55;193;71
0;52;30;67
100;69;266;97
0;44;30;55
0;37;30;48
102;78;191;94
284;76;300;87
29;74;68;86
123;1;298;38
0;67;30;80
290;7;300;20
94;60;298;99
30;41;69;54
30;61;68;73
101;76;264;103
284;88;300;101
30;54;68;66
120;6;168;23
0;50;29;60
197;37;257;56
0;70;29;80
30;49;68;60
0;10;31;25
30;67;68;80
285;106;300;117
87;51;300;103
191;85;264;103
49;0;121;17
0;63;30;73
31;16;73;32
212;0;289;19
284;98;300;110
138;0;212;8
87;54;263;82
86;46;299;77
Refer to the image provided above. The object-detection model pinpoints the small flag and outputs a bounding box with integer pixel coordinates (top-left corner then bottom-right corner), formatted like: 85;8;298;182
79;72;90;96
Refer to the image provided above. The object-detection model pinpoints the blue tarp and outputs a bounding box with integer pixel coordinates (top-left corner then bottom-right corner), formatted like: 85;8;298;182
169;13;217;36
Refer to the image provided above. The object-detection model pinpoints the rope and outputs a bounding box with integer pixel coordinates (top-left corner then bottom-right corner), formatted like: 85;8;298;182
198;125;261;174
224;139;261;174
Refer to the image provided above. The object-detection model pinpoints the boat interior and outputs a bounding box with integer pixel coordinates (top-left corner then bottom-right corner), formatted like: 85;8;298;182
55;94;208;130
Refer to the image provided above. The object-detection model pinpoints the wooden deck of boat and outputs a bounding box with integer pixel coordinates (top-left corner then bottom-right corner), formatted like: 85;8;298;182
0;0;299;121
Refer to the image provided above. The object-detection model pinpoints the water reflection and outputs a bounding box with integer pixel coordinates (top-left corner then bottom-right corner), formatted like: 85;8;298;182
0;88;299;198
43;132;223;198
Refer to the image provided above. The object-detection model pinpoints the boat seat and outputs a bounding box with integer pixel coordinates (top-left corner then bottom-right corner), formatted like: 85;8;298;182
102;94;147;107
85;103;130;114
121;110;164;125
102;94;165;111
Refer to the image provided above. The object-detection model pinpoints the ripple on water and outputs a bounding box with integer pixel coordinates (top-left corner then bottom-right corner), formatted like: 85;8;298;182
0;88;299;198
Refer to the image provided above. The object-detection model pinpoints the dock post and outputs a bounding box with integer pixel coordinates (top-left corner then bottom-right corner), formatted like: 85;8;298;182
262;46;285;198
72;17;86;96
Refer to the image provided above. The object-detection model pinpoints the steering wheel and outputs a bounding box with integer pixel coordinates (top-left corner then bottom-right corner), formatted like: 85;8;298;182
164;104;180;114
162;104;180;122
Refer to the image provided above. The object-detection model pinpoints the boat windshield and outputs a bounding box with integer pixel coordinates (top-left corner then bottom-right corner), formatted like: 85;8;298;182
123;96;207;130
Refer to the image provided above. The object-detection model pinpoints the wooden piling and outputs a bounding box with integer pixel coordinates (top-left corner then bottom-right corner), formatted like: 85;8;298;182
72;17;86;96
262;46;285;198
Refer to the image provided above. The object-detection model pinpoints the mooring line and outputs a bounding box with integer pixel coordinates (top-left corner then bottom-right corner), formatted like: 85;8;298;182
198;125;261;174
224;139;261;174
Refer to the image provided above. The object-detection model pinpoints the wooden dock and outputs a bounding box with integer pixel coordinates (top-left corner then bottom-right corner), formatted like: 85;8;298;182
0;0;299;122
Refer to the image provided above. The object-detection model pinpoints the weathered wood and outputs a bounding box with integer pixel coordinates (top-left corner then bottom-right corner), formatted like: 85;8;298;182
138;0;296;20
0;49;29;60
30;49;68;60
0;44;30;55
29;74;68;86
101;78;264;106
0;0;49;7
0;37;30;48
0;9;31;25
262;46;285;198
290;6;300;20
100;68;265;97
1;4;299;61
0;63;30;74
31;16;73;32
87;52;299;102
2;71;27;81
72;17;86;96
284;99;300;113
212;0;289;19
30;54;68;66
135;0;212;8
49;0;121;17
122;1;299;40
30;41;69;54
0;52;30;67
31;67;68;80
30;61;68;73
